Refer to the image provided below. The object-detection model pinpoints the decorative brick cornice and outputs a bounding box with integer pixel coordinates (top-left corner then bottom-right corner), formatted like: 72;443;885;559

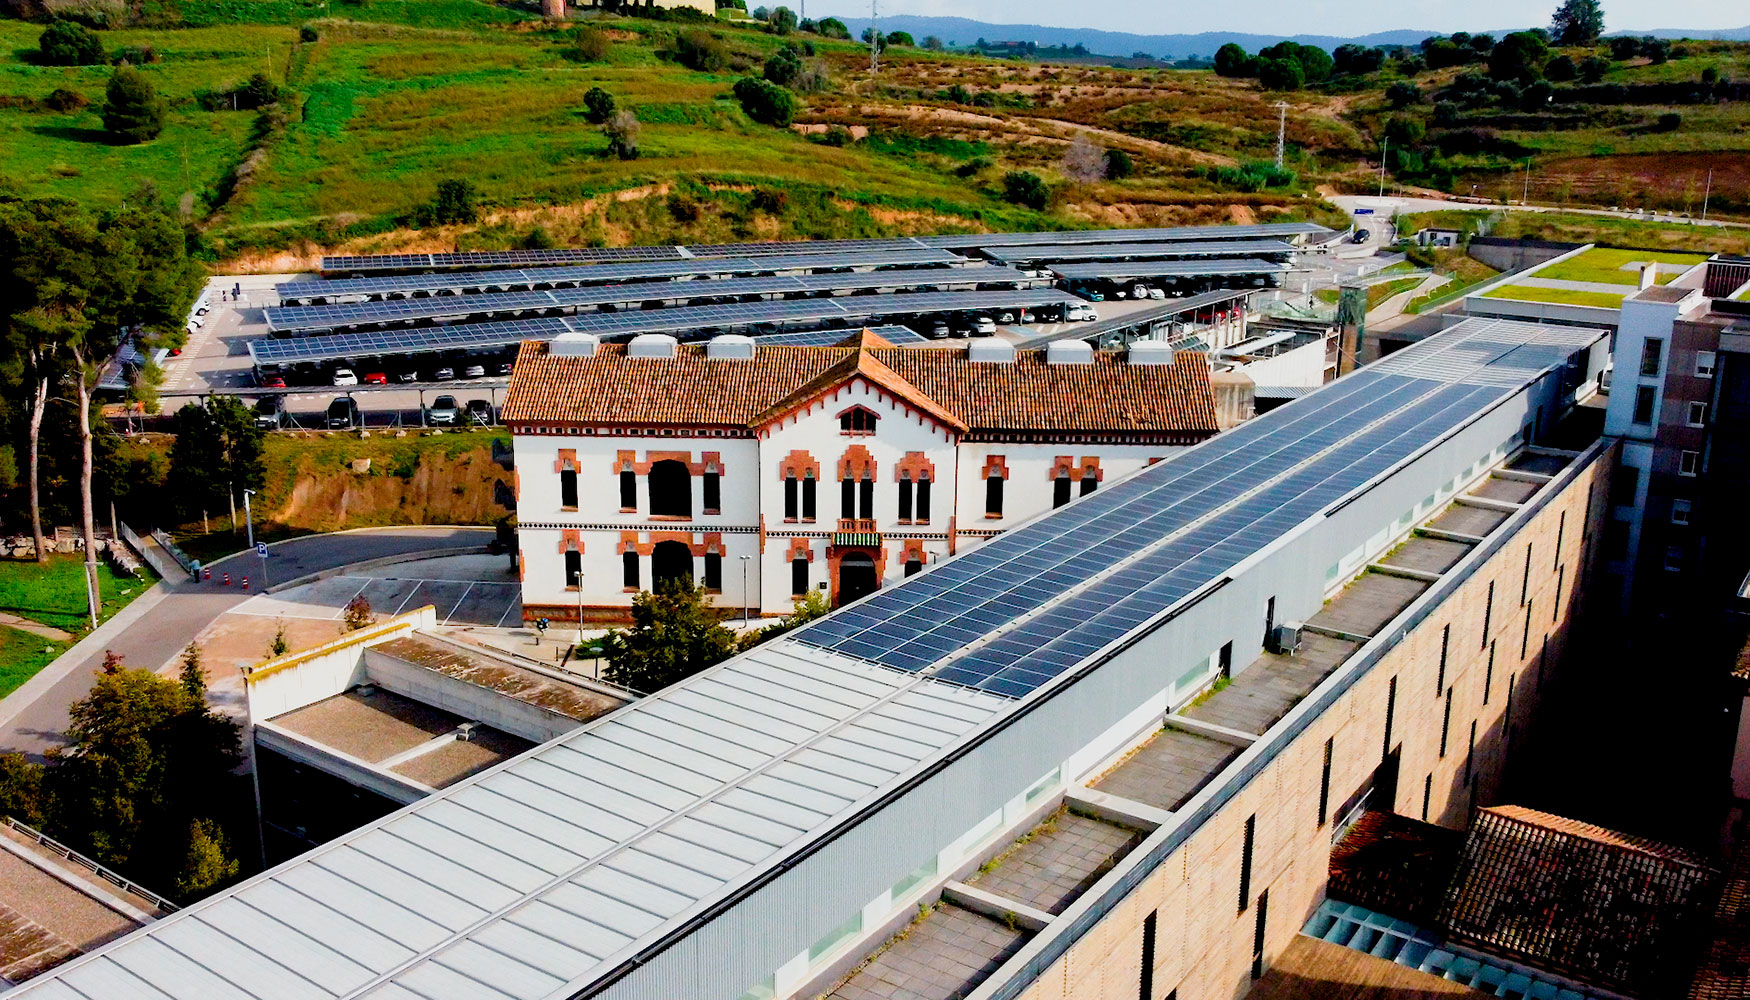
982;455;1009;480
786;538;815;562
1050;455;1104;481
557;530;582;554
838;444;878;481
780;450;821;481
555;449;578;474
896;451;936;482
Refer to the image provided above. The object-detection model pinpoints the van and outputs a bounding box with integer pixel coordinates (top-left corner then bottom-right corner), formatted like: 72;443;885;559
253;397;285;430
324;397;358;429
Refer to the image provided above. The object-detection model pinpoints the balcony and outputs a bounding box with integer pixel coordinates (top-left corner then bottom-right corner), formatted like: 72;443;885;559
833;519;880;548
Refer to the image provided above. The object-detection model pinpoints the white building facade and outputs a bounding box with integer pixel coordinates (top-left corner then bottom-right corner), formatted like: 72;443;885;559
503;331;1219;622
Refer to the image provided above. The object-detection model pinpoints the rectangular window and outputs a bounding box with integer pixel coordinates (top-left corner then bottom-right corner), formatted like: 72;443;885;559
560;469;579;509
1465;720;1477;788
1053;476;1071;509
1665;545;1684;572
1317;738;1333;827
1440;688;1453;757
802;474;817;521
784;476;798;520
858;477;874;520
1640;338;1664;377
1633;385;1657;425
1421;774;1432;822
1687;401;1708;427
904;558;922;577
915;479;931;522
704;552;722;591
1482;581;1494;648
1436;624;1450;695
1522;604;1533;658
1612;465;1641;506
702;471;720;513
1680;450;1700;477
1081;475;1097;497
1521;544;1532;605
1484;641;1495;704
1382;676;1396;759
1250;890;1269;981
791;557;808;596
1238;815;1255;914
619;469;636;510
1506;672;1516;728
985;476;1004;517
1139;911;1157;1000
1697;350;1717;378
564;549;581;588
1672;499;1692;525
897;479;913;521
1552;569;1562;622
1554;511;1565;570
622;551;639;589
1265;596;1276;648
841;478;856;519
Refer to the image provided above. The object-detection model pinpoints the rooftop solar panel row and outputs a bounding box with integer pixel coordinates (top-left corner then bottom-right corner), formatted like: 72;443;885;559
983;239;1297;264
1049;259;1292;281
922;223;1331;250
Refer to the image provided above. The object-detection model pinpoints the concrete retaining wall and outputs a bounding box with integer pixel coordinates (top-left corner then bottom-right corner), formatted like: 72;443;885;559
1468;236;1584;273
243;606;438;720
362;643;581;743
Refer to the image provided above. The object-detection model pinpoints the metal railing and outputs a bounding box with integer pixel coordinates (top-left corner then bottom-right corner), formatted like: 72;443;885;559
149;528;199;580
2;817;178;913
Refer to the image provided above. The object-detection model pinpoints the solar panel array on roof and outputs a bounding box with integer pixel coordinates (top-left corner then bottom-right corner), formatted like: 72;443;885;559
266;268;1034;334
1050;259;1291;281
681;237;934;258
984;239;1297;265
794;318;1603;697
921;223;1331;250
757;325;930;346
322;246;687;272
1011;289;1249;350
283;249;972;302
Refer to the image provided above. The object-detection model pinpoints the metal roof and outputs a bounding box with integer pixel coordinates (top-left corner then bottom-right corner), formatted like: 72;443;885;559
283;250;974;304
19;316;1602;1000
983;239;1297;265
1011;289;1250;350
1050;259;1291;281
921;223;1330;250
264;269;1036;335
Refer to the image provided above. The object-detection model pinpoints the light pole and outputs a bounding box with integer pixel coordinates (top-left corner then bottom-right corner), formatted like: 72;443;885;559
1702;168;1713;222
573;570;585;649
243;489;266;589
1378;138;1389;198
739;555;751;625
1522;158;1532;205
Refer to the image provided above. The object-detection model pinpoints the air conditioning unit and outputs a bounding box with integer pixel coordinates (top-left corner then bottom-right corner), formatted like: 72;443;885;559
456;722;480;743
1268;622;1304;656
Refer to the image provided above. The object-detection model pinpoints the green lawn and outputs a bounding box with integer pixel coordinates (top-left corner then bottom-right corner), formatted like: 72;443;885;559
1536;247;1708;286
0;554;157;635
0;626;70;699
1481;284;1626;309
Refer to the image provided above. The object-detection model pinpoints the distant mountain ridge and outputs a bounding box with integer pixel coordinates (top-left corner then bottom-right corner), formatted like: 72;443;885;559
826;14;1750;59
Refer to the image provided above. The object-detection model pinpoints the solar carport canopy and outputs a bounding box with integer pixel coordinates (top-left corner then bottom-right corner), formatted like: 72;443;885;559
1012;289;1250;350
984;239;1297;266
1051;259;1291;281
264;268;1035;335
249;289;1083;365
922;222;1331;250
283;249;973;304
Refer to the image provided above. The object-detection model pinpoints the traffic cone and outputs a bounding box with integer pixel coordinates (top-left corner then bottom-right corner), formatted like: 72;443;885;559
203;567;211;582
222;572;231;587
241;577;249;592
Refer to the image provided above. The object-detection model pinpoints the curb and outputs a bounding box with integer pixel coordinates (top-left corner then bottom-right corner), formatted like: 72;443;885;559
264;544;496;594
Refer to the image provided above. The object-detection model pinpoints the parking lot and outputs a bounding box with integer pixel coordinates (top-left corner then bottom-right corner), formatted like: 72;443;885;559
229;554;523;628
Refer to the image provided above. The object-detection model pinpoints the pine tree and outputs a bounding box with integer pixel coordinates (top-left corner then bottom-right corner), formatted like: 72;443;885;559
102;66;165;144
1551;0;1606;46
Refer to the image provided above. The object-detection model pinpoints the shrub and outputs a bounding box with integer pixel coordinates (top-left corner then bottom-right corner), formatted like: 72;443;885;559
237;72;280;109
666;192;699;221
1544;54;1576;81
521;225;557;249
1578;55;1610;82
1521;79;1554;110
750;187;786;213
102;66;164;144
767;5;796;34
43;88;88;112
418;178;478;226
1257;56;1305;91
1383;115;1425;147
674;30;729;72
1385;81;1423;107
1701;66;1720;85
732;76;796;126
299;24;319;43
38;21;106;67
570;26;611;62
970;91;996;107
943;83;972;103
953;156;990;178
763;47;801;86
342;596;374;631
603;109;640;159
582;86;616;124
812;123;852;146
1488;31;1548;82
1607;36;1641;61
110;43;159;66
1002;170;1049;210
1655;111;1682;132
1642;37;1671;65
1105;148;1134;180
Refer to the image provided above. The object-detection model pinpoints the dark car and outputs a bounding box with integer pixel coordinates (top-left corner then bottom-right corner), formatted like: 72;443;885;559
324;397;358;429
253;397;285;430
465;399;493;426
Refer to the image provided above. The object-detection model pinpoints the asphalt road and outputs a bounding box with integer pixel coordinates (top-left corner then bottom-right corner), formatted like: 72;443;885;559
0;526;493;760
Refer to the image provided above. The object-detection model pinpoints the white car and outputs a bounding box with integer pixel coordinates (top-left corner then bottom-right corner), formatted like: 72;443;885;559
332;368;358;386
463;365;487;379
1148;288;1166;300
972;316;997;337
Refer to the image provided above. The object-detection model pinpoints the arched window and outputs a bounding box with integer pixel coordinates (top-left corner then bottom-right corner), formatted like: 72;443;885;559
648;460;692;517
651;540;693;592
839;407;878;434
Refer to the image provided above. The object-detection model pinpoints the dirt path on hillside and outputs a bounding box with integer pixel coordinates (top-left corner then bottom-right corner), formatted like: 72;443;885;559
844;103;1235;166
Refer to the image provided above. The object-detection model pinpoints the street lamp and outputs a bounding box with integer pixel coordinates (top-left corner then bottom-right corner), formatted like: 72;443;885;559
739;555;751;625
573;570;585;649
1378;137;1389;198
243;488;266;588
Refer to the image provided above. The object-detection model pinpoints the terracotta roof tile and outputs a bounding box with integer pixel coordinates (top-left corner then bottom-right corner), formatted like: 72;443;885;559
501;333;1218;437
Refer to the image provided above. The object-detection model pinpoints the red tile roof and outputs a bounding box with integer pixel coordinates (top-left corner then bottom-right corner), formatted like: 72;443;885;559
501;333;1218;438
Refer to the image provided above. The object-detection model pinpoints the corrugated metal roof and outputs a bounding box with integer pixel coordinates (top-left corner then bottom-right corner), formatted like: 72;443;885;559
8;645;1004;1000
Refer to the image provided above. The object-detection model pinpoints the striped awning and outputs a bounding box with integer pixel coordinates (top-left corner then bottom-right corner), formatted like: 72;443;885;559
833;533;882;548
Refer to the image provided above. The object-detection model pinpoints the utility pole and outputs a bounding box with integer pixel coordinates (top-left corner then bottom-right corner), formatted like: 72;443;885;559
739;555;751;625
244;489;266;589
1522;158;1531;205
574;570;585;650
1272;101;1288;170
1702;168;1713;222
1378;138;1389;198
868;0;879;73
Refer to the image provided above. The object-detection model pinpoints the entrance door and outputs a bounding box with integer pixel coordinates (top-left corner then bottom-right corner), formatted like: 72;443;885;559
837;553;878;607
650;540;694;593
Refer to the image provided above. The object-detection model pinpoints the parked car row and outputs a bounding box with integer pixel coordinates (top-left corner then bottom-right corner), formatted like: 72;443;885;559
251;395;495;430
254;353;516;389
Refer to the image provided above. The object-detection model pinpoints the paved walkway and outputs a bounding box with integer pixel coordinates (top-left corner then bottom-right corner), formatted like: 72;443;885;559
0;527;492;760
0;614;71;643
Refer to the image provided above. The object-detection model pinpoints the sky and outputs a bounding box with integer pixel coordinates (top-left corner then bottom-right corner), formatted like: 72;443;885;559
848;1;1748;37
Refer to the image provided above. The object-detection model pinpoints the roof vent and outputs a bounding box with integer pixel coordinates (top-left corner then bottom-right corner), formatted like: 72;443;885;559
706;335;756;360
967;340;1016;364
627;333;678;359
548;331;599;358
1046;340;1094;366
1128;341;1175;365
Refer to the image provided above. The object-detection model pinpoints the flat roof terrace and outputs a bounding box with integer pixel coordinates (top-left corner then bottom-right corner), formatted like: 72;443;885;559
270;687;535;789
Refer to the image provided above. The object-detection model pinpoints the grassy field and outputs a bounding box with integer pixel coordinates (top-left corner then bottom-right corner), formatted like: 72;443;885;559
1481;284;1626;309
0;626;70;698
0;554;155;635
1404;250;1500;313
1536;247;1708;286
1397;209;1750;256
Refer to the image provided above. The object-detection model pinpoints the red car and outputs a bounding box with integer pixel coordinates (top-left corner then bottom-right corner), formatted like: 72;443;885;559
259;374;286;388
362;372;389;385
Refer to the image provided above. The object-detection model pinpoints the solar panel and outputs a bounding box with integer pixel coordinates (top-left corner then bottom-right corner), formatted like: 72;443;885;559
287;249;975;303
983;239;1298;264
757;325;930;346
683;237;934;259
1011;289;1250;350
321;246;686;273
266;268;1036;334
793;318;1601;696
921;223;1332;250
1050;259;1291;281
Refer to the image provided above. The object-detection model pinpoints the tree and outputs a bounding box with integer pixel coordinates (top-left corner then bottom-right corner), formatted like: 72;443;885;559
1579;55;1610;82
1489;31;1549;82
1641;37;1672;65
1608;36;1641;61
1213;42;1254;78
1385;81;1423;107
167;397;264;522
1002;170;1049;210
582;86;616;123
570;26;611;62
174;819;238;898
1061;134;1107;184
764;47;802;86
1383;115;1426;148
1333;44;1384;76
601;579;737;692
267;622;289;658
815;17;849;40
603;109;640;159
674;30;728;72
37;21;105;67
419;177;477;226
1257;56;1305;91
923;35;943;51
178;643;204;698
103;66;164;144
1551;0;1605;46
768;5;796;34
1544;54;1577;82
886;31;913;47
1105;148;1134;180
733;76;796;126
